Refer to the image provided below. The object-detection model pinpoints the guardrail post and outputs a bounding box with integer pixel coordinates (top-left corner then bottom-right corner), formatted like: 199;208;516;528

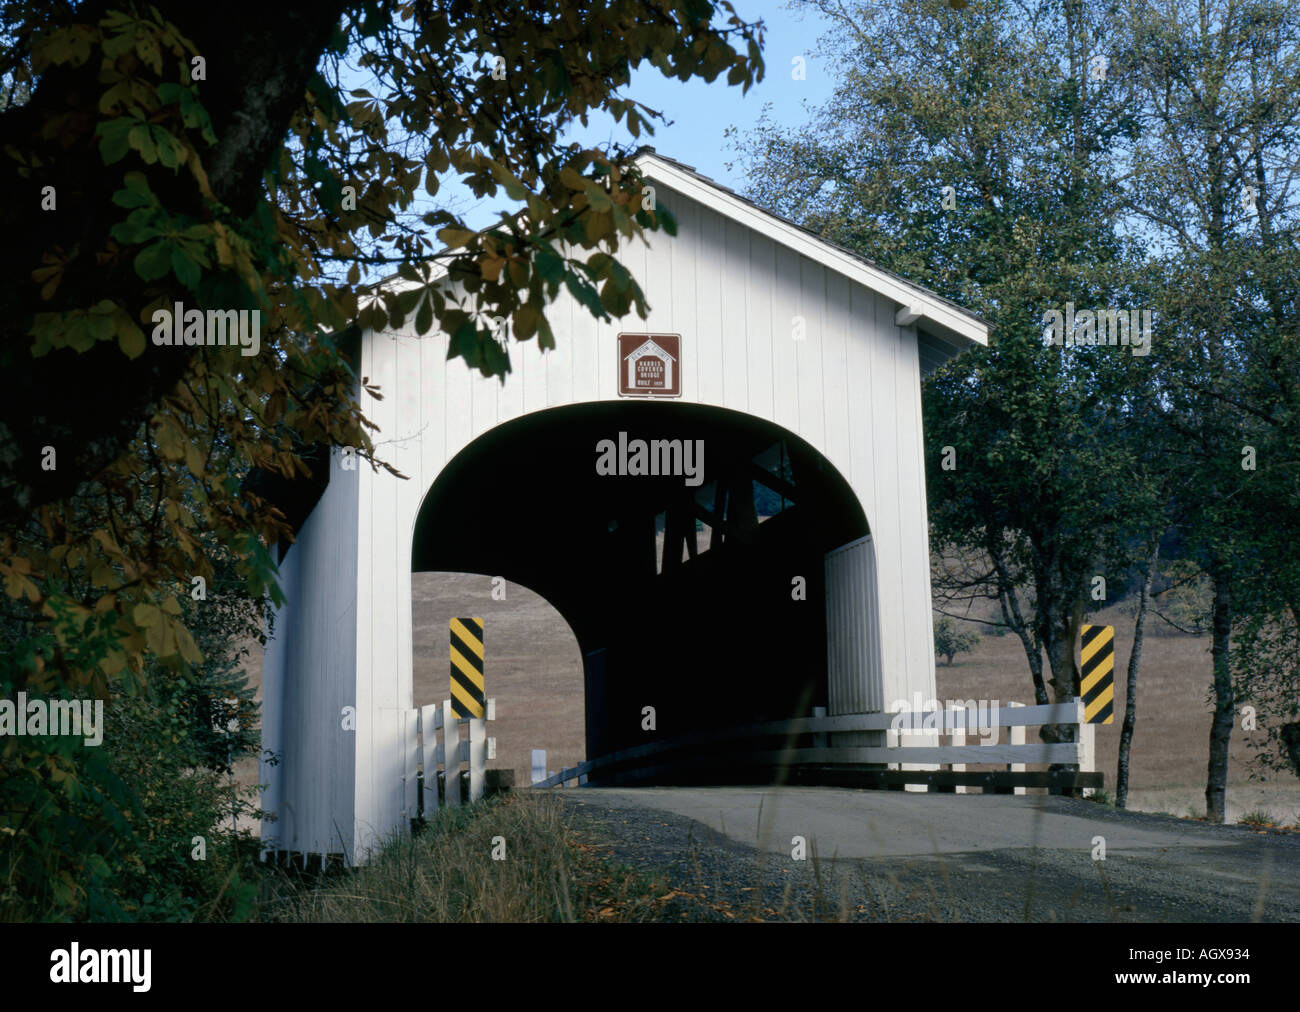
976;701;998;793
1076;697;1095;797
1009;701;1026;795
443;699;461;807
421;704;440;817
950;704;967;794
402;708;420;826
468;716;486;802
885;705;929;791
886;714;902;789
905;705;938;793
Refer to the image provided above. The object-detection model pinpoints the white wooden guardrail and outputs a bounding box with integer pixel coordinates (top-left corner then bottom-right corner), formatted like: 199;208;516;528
531;698;1095;790
401;697;496;820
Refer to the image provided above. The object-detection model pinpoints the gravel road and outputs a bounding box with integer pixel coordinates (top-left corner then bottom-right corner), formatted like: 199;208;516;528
557;786;1300;922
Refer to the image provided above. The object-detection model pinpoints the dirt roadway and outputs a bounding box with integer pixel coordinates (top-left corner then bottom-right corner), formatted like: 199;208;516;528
557;786;1300;922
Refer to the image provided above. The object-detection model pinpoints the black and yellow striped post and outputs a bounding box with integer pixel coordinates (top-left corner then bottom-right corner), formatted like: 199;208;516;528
449;617;486;718
1080;624;1115;724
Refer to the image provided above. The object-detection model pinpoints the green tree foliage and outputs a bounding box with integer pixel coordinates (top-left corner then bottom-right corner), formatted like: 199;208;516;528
0;1;764;917
1;457;267;920
933;615;980;666
1233;598;1300;779
1120;0;1300;820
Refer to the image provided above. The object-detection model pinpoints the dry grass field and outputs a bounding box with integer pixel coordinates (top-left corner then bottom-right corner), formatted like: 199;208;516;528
232;572;1300;831
410;572;586;788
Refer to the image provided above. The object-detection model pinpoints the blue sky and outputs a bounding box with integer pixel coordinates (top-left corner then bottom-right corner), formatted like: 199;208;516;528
453;1;837;230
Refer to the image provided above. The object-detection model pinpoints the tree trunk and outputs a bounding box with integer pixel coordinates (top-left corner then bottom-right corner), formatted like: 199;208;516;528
1205;562;1235;823
0;2;350;526
990;543;1049;704
1117;539;1159;809
1041;593;1086;739
1038;572;1085;795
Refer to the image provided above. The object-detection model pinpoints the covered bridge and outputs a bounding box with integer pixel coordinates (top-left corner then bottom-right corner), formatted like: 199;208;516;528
258;150;989;863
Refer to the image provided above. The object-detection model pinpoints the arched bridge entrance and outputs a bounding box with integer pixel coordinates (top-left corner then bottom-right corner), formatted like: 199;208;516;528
412;401;869;767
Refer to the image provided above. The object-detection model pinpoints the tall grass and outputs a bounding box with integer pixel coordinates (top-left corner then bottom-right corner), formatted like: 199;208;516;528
259;792;680;922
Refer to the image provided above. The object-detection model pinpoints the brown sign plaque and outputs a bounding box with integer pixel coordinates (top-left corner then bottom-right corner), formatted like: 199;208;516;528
618;333;681;397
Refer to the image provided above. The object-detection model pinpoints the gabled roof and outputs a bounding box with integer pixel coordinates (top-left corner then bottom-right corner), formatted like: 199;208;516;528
368;149;989;360
633;148;988;351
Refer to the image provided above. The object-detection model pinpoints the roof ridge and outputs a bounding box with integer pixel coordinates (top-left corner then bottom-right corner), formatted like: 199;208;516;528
633;149;987;334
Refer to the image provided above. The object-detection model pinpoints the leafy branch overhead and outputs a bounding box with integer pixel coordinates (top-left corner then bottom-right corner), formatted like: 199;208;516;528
8;2;762;504
0;0;763;919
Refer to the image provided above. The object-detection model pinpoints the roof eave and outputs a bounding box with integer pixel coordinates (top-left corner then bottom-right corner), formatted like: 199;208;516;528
634;151;989;349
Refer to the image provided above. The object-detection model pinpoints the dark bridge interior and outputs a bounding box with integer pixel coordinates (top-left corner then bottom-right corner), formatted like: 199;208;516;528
411;402;869;781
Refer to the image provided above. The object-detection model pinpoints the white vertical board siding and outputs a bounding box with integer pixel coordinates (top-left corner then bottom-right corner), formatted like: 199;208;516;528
821;270;852;473
770;243;800;433
443;357;475;471
262;451;358;860
544;280;575;409
520;318;550;416
693;206;726;406
795;256;826;451
273;178;955;859
824;535;885;715
570;254;601;402
641;214;674;338
746;231;776;419
356;333;400;859
472;333;501;438
894;324;939;704
393;330;423;789
498;323;528;423
669;198;701;404
720;217;750;412
258;538;291;858
352;371;376;859
845;283;879;524
418;323;448;470
866;288;906;706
